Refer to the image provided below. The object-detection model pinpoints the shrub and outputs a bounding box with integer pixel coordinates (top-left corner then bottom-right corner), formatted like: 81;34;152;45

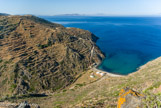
0;58;2;63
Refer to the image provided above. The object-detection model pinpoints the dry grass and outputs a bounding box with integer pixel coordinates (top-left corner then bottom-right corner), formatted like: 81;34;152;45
6;57;161;108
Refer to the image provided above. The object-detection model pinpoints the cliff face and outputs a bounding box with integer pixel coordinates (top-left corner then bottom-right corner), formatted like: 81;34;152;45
0;15;104;96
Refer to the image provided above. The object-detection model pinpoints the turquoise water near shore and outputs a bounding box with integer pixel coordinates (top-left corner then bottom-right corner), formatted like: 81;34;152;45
41;16;161;75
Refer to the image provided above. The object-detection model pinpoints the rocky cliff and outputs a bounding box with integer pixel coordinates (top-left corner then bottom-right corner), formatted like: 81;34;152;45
0;15;104;96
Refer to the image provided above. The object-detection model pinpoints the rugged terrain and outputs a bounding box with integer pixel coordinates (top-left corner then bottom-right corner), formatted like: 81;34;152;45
1;56;161;108
0;15;161;108
0;15;104;97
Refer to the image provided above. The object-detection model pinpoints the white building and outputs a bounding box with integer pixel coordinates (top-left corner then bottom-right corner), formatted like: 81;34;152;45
90;73;95;78
100;72;106;76
96;71;101;74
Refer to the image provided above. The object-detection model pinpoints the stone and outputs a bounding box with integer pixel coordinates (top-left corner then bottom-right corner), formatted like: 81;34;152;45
17;101;30;108
117;88;144;108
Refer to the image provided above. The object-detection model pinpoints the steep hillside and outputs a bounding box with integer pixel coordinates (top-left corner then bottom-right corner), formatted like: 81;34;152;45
0;15;104;96
12;57;160;108
1;15;160;108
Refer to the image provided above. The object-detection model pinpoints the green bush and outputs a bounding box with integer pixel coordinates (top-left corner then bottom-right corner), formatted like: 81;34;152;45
11;84;17;89
0;58;2;63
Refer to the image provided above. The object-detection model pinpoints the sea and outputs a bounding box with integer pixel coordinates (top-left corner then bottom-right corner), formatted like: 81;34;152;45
40;16;161;75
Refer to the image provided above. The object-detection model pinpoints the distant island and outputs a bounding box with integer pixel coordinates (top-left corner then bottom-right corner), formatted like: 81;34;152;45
43;13;108;17
54;14;83;16
0;13;9;16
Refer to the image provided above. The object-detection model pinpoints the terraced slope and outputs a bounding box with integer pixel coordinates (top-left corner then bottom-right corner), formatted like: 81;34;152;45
0;15;104;96
22;57;161;108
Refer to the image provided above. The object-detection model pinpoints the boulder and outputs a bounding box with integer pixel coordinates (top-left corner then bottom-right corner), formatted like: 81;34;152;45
17;101;30;108
117;88;144;108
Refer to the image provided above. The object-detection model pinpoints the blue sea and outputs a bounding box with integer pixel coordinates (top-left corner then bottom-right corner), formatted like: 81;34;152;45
41;16;161;75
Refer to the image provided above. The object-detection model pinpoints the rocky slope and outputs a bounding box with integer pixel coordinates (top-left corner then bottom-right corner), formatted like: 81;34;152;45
0;15;104;96
18;57;160;108
2;56;160;108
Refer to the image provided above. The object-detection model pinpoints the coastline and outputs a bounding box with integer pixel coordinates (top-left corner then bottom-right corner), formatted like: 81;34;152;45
92;66;125;77
93;57;160;77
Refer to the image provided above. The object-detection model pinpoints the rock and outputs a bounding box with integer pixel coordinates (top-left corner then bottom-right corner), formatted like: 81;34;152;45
17;101;30;108
117;88;144;108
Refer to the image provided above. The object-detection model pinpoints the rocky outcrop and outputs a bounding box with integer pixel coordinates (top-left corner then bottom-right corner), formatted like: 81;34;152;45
18;101;30;108
0;15;104;96
0;101;39;108
117;88;144;108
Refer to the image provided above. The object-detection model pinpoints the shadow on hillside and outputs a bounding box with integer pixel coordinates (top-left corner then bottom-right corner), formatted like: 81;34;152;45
0;93;48;102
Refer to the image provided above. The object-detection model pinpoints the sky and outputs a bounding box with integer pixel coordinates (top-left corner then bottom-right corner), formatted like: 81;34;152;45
0;0;161;16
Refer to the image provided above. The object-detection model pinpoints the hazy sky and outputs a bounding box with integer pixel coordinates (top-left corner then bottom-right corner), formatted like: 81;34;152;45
1;0;161;16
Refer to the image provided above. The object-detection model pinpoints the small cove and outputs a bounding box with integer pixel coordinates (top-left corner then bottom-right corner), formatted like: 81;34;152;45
41;16;161;75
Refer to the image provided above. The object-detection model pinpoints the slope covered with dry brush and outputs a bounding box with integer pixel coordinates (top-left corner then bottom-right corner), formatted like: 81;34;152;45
0;15;104;97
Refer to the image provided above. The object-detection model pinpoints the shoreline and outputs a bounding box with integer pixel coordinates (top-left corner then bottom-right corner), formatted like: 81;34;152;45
92;67;125;77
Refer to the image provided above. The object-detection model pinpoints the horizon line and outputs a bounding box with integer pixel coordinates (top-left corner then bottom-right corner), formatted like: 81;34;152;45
3;12;161;17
